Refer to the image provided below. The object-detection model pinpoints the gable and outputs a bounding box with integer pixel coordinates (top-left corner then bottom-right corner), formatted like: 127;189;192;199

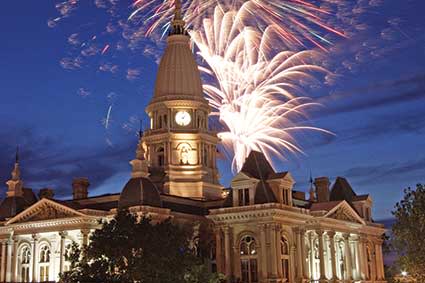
324;201;365;225
6;198;86;225
231;172;255;183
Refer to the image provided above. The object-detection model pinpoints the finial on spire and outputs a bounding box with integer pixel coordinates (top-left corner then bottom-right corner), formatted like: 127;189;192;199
174;0;182;21
309;169;316;202
15;145;19;163
170;0;188;36
138;119;143;139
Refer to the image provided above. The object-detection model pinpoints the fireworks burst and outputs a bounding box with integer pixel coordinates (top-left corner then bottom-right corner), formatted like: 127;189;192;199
191;7;333;172
130;0;346;50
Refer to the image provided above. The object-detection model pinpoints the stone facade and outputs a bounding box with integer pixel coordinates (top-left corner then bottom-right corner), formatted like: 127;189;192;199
0;3;386;283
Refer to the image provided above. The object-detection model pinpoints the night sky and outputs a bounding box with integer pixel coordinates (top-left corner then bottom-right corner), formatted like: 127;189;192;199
0;0;424;221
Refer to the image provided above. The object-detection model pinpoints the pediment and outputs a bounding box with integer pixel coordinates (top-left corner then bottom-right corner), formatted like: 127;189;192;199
324;201;365;225
231;171;255;182
6;198;86;225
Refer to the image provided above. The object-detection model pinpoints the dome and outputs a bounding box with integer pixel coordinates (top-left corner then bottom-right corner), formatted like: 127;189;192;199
152;34;206;103
0;196;29;220
119;177;162;209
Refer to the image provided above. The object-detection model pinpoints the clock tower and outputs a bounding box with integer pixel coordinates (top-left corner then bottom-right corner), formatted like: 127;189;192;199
142;0;222;200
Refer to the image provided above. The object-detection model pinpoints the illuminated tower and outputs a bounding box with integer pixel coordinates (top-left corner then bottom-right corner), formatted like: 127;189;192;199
142;0;222;200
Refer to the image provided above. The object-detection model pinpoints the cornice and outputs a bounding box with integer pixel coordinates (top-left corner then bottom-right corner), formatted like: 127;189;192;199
0;216;101;236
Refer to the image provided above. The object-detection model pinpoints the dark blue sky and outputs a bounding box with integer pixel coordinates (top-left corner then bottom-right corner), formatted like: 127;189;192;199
0;0;424;220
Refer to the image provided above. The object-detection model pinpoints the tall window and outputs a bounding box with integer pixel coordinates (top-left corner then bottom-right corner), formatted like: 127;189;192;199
240;235;258;283
238;188;250;206
39;245;50;282
282;189;290;205
280;237;290;281
20;246;31;283
157;147;164;166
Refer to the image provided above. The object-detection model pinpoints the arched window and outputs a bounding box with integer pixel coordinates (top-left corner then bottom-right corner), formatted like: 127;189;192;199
19;246;31;282
157;147;164;166
240;235;258;283
39;245;50;282
280;237;290;282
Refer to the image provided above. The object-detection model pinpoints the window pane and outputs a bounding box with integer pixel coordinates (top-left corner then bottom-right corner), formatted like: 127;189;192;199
239;190;244;206
240;242;248;255
244;189;250;205
250;259;258;283
241;259;249;283
282;259;289;280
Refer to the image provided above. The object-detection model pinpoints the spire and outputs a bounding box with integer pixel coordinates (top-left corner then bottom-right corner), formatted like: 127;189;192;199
11;146;20;181
6;148;24;197
15;145;19;163
170;0;188;36
131;128;149;178
309;170;316;202
138;119;143;140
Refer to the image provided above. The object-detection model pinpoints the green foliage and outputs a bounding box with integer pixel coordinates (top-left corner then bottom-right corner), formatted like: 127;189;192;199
60;209;223;283
391;183;425;281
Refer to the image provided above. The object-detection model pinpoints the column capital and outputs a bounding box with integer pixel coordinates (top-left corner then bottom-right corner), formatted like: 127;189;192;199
258;223;267;231
327;230;336;237
342;233;351;240
316;229;324;236
223;226;231;234
59;231;68;238
80;228;90;235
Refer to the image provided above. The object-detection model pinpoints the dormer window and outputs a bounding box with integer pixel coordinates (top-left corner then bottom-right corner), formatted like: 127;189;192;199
238;188;250;206
282;189;290;205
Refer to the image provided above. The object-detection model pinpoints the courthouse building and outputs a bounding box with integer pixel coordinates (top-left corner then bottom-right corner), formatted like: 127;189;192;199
0;4;386;283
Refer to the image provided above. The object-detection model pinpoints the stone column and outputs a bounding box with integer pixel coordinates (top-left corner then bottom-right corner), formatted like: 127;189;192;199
0;240;6;282
224;226;232;281
308;231;314;280
5;238;12;283
358;235;367;280
343;233;352;281
295;229;303;281
31;234;39;283
59;231;67;275
259;224;268;280
269;224;278;279
11;237;18;282
81;229;90;247
327;231;337;281
214;228;223;273
317;230;326;281
300;229;308;280
375;238;384;280
276;226;283;278
290;244;297;283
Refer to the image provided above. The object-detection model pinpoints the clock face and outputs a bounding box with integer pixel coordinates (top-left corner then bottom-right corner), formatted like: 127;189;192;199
175;111;191;126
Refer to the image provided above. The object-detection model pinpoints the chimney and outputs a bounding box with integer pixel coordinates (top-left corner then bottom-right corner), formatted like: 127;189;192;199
314;177;330;202
39;188;55;199
72;178;90;200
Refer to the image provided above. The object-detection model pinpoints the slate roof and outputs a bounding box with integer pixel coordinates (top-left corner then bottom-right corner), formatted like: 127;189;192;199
241;151;279;204
119;177;162;209
0;196;30;220
330;177;357;202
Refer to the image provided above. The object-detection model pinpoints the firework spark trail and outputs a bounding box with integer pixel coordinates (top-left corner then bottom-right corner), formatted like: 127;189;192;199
130;0;347;50
191;7;333;172
102;104;113;129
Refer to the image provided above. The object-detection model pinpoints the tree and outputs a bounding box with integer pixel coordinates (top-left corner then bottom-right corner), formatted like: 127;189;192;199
60;209;223;283
391;183;425;281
